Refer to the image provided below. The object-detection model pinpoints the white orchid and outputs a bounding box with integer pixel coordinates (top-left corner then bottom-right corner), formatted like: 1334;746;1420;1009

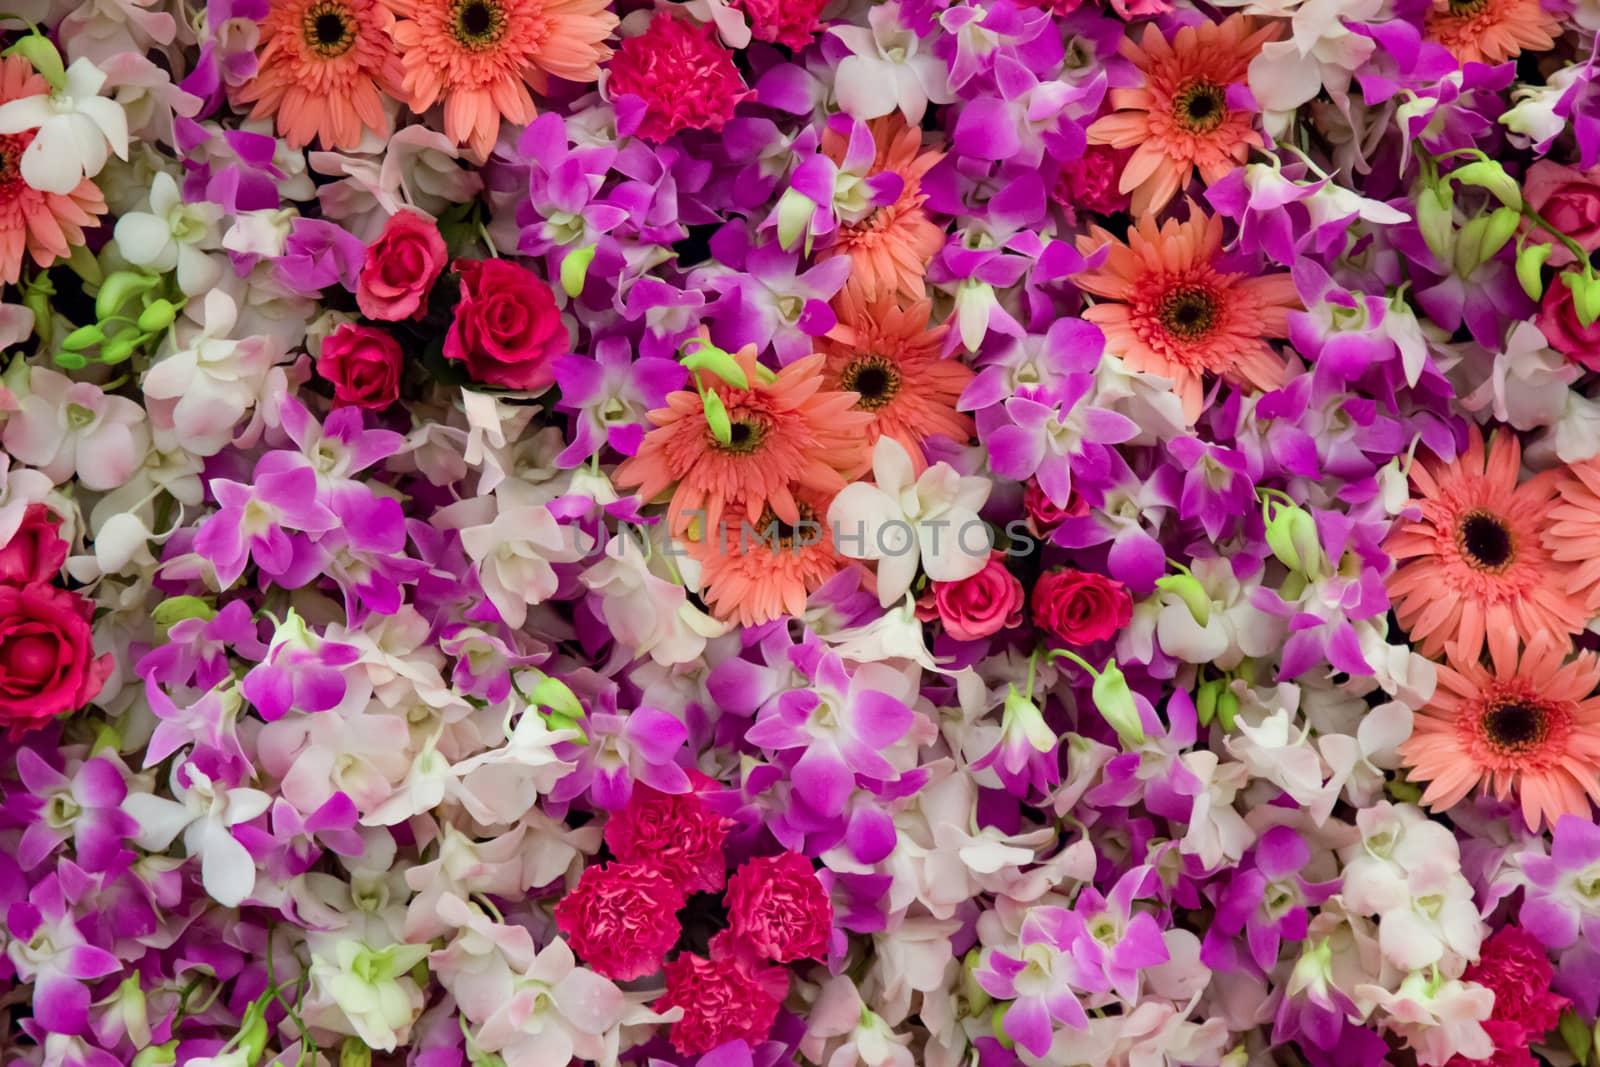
0;56;129;195
829;436;993;607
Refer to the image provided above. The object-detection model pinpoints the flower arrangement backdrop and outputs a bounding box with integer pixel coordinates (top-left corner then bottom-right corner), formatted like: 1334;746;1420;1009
9;0;1600;1062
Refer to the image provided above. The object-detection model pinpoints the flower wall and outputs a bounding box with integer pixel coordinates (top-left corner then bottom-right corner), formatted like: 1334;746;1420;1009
5;0;1600;1065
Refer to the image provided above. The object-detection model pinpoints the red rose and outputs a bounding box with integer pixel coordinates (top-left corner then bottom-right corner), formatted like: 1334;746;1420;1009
0;503;67;587
553;861;685;981
725;852;832;964
603;782;732;893
1524;162;1600;268
317;324;404;410
356;209;448;321
1022;479;1087;536
443;259;567;392
1537;279;1600;371
660;951;783;1055
917;551;1024;642
1033;568;1132;645
0;584;113;739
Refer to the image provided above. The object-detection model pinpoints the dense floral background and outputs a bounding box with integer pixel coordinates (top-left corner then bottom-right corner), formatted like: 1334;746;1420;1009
7;0;1600;1064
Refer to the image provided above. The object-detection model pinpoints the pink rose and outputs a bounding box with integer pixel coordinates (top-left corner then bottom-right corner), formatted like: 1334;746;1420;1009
356;209;448;321
1023;478;1087;536
726;852;832;964
317;323;404;410
0;503;67;587
1524;161;1600;267
1032;568;1133;646
0;584;113;739
443;259;567;392
917;551;1024;642
603;779;732;893
1536;278;1600;371
553;861;685;981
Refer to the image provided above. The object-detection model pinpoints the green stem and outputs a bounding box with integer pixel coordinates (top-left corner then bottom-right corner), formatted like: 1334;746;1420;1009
1045;647;1100;678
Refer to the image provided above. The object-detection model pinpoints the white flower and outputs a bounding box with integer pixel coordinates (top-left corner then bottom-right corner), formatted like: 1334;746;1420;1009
829;436;993;607
831;1;955;125
2;366;149;490
0;57;129;195
456;502;591;629
1153;559;1285;670
141;289;279;455
307;938;431;1051
121;760;271;907
113;171;223;294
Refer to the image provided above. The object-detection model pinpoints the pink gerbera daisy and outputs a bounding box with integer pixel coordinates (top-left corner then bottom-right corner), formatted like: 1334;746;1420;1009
1385;426;1586;663
1401;628;1600;832
1072;208;1298;423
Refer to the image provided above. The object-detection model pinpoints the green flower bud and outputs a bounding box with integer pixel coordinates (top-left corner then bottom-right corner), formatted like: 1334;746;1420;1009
1561;1009;1593;1067
6;34;66;91
1003;685;1057;753
1091;659;1145;747
1517;241;1553;300
1155;573;1211;628
53;351;88;370
527;674;584;720
560;244;597;298
1215;688;1240;732
1448;158;1523;210
130;1042;178;1067
1195;678;1221;727
681;341;749;390
775;187;817;253
61;323;105;352
703;388;733;446
990;1003;1016;1050
136;299;178;333
98;332;143;366
1415;184;1455;266
94;271;160;321
1564;271;1600;328
340;1038;372;1067
236;1000;269;1065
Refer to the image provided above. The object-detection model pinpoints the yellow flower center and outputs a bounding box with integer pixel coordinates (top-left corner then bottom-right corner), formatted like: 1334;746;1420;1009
303;1;357;57
1174;80;1228;134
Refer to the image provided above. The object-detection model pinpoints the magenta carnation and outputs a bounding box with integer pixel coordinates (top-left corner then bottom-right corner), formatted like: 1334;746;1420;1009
726;851;832;964
603;782;732;893
553;861;686;981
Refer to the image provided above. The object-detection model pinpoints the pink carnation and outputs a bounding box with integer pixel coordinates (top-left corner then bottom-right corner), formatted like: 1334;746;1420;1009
603;782;732;893
1052;144;1132;217
726;852;832;964
732;0;831;49
660;950;784;1055
1445;928;1567;1067
607;14;751;144
553;862;686;981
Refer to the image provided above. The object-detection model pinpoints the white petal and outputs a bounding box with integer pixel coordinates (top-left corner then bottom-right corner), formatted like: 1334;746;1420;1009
197;819;257;907
0;95;52;136
872;435;916;494
834;56;896;121
20;129;84;195
114;213;177;269
875;546;919;607
121;793;194;850
827;484;901;560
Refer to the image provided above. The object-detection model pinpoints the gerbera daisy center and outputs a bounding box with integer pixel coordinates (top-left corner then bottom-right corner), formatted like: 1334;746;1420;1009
712;415;769;455
302;1;358;57
1480;700;1546;751
1174;80;1228;134
1447;0;1491;15
451;0;506;48
1457;510;1514;570
1158;285;1219;340
840;356;903;411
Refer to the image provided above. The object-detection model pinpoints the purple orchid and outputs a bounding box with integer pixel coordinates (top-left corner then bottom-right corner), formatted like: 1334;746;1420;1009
743;646;916;819
192;462;340;588
13;751;139;874
6;874;121;1036
553;336;686;468
1203;826;1335;974
240;610;362;722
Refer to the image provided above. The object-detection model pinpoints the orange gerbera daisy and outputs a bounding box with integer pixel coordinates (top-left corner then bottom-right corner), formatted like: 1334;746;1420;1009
236;0;403;150
1542;456;1600;611
688;491;845;625
816;117;946;306
1384;426;1586;663
1399;628;1600;832
1424;0;1560;65
1072;208;1297;423
615;345;874;539
819;294;973;472
1086;16;1280;218
385;0;617;159
0;57;106;286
